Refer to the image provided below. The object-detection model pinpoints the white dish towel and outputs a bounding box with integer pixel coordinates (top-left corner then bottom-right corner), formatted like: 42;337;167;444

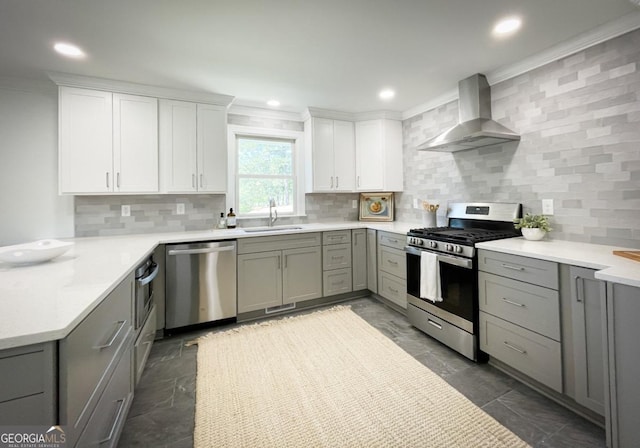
420;251;443;303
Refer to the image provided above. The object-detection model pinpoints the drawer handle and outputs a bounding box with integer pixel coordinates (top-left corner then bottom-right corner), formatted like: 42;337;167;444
94;320;126;350
503;341;527;355
387;260;398;265
501;263;525;271
388;238;399;243
99;398;126;444
427;319;443;330
331;280;345;285
331;255;344;259
502;298;525;307
388;287;399;294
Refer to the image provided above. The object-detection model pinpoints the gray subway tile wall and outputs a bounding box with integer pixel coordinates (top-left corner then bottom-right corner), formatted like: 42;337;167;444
398;29;640;248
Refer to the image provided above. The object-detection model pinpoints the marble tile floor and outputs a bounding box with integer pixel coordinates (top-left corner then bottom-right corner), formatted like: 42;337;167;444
117;296;605;447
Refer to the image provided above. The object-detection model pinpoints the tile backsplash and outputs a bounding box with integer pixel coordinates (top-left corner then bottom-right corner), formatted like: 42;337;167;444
397;28;640;248
74;193;359;237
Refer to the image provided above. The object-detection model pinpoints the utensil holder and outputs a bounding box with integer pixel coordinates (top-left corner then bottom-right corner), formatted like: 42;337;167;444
422;211;437;228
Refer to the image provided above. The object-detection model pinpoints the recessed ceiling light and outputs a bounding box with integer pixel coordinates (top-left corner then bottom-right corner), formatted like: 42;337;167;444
53;42;85;58
493;17;522;36
267;99;280;107
379;89;395;100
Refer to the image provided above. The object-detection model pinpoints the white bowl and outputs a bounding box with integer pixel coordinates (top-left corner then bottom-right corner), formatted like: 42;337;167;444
0;239;74;265
521;228;547;241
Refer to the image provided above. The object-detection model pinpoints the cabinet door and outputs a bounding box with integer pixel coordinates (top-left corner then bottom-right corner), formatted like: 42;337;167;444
352;229;367;290
282;246;322;304
59;87;113;193
570;266;606;416
113;94;158;193
311;117;335;191
333;120;355;191
237;251;282;313
604;283;640;448
197;104;227;192
366;229;377;293
355;120;383;191
160;100;197;192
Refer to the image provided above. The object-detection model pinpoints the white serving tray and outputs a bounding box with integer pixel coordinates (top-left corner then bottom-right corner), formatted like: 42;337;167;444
0;239;74;265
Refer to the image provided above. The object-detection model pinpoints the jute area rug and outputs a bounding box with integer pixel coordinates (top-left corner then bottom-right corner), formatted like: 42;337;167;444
190;306;530;447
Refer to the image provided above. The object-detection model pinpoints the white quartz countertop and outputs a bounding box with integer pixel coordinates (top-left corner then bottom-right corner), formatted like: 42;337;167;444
0;221;417;350
476;238;640;288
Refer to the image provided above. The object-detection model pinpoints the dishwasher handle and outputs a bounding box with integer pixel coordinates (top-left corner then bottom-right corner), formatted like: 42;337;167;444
167;245;235;256
137;261;159;286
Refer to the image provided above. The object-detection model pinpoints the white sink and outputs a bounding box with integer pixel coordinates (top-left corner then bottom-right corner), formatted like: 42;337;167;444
242;226;304;233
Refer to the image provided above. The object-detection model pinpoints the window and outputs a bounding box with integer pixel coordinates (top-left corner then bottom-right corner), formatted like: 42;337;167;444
237;136;295;215
227;125;306;218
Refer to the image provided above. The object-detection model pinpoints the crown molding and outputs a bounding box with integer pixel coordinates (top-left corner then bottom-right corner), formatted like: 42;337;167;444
0;75;56;94
228;104;304;122
47;72;235;106
304;107;402;122
401;11;640;120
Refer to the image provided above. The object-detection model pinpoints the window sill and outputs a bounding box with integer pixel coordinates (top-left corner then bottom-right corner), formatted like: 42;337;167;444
237;214;307;220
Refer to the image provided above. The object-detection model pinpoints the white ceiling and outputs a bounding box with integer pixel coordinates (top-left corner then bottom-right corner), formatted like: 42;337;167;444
1;0;639;116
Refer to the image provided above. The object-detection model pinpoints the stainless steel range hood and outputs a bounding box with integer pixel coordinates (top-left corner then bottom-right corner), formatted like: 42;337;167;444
417;74;520;152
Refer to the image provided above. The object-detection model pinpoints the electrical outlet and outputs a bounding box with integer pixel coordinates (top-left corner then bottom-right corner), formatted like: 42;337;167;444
121;205;130;217
414;198;420;209
176;203;185;215
542;199;554;215
352;200;358;209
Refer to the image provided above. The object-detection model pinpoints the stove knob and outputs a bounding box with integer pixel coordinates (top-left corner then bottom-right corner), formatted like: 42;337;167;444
429;241;438;249
445;244;453;252
455;245;463;254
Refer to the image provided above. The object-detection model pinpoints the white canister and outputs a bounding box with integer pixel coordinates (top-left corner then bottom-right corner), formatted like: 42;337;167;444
422;211;437;228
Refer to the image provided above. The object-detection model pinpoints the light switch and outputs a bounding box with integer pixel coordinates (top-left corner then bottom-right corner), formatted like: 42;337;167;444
177;203;186;215
121;205;130;217
542;199;554;215
352;200;358;209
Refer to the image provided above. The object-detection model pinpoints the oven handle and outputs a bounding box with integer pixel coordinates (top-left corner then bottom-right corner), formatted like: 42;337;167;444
405;246;473;269
137;262;159;286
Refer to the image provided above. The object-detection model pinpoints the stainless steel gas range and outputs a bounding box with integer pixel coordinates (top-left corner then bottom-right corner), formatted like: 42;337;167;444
405;202;522;361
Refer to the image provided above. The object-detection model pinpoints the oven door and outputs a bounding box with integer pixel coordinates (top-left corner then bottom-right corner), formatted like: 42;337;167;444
405;246;476;325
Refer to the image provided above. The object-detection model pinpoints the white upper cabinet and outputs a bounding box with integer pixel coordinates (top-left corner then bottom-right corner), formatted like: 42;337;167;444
59;87;114;194
355;119;403;192
197;104;227;193
113;94;158;193
59;87;159;194
160;100;227;193
305;117;355;192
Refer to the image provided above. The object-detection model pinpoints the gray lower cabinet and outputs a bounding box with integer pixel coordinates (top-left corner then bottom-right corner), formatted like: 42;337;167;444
0;342;56;425
322;230;352;296
59;272;135;447
603;282;640;448
237;233;322;313
478;249;561;392
377;231;406;308
352;229;367;291
366;229;377;293
570;266;606;416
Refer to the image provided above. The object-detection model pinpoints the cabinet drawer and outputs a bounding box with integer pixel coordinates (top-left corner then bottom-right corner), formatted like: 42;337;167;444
479;272;560;341
323;268;352;296
0;344;49;403
379;272;407;308
480;312;562;392
478;249;558;289
323;244;351;270
323;230;351;245
378;246;406;279
238;232;321;254
76;346;133;448
378;231;405;250
60;274;133;434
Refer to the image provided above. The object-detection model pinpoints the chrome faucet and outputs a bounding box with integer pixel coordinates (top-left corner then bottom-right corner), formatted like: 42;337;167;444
269;198;278;226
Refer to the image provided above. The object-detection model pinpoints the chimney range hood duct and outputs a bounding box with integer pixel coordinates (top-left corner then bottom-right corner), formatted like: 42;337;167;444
417;73;520;152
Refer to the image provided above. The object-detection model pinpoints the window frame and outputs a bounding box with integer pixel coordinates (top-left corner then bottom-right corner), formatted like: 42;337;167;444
227;125;306;218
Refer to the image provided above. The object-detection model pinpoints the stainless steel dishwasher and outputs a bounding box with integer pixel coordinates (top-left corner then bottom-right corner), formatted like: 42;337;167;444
165;240;237;330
